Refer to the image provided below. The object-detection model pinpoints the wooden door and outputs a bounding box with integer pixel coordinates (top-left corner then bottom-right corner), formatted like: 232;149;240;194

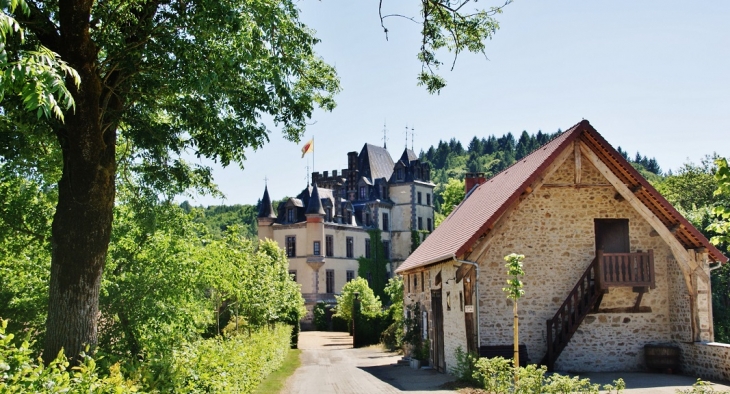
462;266;477;354
595;219;630;253
431;289;445;372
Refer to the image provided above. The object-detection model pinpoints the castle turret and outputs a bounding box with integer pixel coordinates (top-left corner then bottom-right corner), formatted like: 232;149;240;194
257;185;277;240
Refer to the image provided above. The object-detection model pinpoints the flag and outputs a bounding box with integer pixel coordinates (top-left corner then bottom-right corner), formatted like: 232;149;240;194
301;138;314;158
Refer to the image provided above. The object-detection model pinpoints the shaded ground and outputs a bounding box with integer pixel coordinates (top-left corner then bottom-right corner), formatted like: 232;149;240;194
283;332;730;393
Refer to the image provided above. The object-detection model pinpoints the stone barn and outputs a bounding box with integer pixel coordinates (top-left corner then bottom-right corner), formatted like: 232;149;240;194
396;120;730;378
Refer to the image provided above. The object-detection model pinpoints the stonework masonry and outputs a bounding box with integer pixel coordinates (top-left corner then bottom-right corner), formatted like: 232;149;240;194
680;342;730;381
474;149;683;372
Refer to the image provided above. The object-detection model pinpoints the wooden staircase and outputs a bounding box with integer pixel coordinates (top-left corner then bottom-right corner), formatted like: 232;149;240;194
541;250;655;371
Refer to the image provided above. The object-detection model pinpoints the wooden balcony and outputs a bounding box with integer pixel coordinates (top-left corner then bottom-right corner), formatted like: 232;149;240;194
597;250;655;290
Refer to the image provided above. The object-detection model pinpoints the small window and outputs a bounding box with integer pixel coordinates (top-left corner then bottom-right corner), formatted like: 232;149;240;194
427;218;432;232
346;270;355;282
421;272;424;292
345;211;352;225
346;237;354;258
326;235;333;257
326;270;335;294
359;186;367;199
365;239;371;258
447;291;451;311
417;191;422;205
382;213;389;231
365;213;371;226
313;241;321;256
427;194;431;206
396;168;404;181
383;240;390;260
287;208;296;223
460;291;464;312
418;217;423;230
407;273;411;293
285;236;296;257
414;274;418;290
289;270;297;282
325;207;332;222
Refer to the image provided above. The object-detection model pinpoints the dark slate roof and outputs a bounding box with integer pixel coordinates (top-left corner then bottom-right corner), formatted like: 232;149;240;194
305;184;326;215
399;148;418;163
358;144;394;182
257;186;277;219
396;120;727;273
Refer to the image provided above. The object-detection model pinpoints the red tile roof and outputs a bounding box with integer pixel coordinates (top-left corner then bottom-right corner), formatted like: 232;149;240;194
396;120;726;273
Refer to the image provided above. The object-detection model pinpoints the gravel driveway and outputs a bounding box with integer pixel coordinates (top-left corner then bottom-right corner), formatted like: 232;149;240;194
281;331;457;394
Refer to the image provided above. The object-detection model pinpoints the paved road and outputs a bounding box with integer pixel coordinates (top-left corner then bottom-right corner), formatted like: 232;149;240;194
282;331;457;394
283;332;730;393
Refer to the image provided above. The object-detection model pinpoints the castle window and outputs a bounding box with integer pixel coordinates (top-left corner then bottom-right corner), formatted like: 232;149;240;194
345;211;352;225
347;270;355;282
287;208;295;223
382;213;389;231
427;193;431;206
417;191;422;205
365;239;371;258
313;241;321;256
418;217;423;230
383;240;390;260
289;270;297;282
326;235;333;257
325;207;332;222
285;236;296;257
359;186;367;199
326;269;335;294
427;218;432;232
365;212;371;226
346;237;354;258
396;168;404;181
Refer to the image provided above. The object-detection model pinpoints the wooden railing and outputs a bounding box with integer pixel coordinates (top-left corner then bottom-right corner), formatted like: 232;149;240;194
542;256;604;371
542;250;656;371
599;250;655;289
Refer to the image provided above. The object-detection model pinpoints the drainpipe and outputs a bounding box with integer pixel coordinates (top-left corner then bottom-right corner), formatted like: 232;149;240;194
455;258;480;352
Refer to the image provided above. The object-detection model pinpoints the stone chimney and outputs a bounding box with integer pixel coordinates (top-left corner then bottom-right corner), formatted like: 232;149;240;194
465;172;487;193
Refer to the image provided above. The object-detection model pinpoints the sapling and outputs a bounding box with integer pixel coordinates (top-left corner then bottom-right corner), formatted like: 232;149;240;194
502;253;526;380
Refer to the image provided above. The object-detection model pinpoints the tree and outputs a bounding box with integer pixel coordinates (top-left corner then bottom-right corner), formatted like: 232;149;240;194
334;277;382;325
709;157;730;247
502;253;525;377
1;0;339;363
1;0;512;363
440;177;465;217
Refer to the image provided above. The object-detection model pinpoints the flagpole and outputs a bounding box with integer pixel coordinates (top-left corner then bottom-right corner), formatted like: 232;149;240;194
312;135;315;182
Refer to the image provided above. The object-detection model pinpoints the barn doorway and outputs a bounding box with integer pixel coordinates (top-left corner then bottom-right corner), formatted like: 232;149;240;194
595;219;630;253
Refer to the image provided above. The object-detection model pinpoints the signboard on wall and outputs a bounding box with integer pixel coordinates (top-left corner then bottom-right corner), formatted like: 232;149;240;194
464;305;474;313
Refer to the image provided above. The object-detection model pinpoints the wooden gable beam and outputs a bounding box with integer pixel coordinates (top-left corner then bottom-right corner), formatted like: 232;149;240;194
574;141;582;185
578;142;706;293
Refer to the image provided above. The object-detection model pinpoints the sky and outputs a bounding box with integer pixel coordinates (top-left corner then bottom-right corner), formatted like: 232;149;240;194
186;1;730;207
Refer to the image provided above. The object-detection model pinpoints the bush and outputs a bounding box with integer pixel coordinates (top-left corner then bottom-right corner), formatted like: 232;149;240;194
332;315;349;332
353;310;391;347
313;301;328;331
451;346;479;384
0;318;293;393
471;356;626;394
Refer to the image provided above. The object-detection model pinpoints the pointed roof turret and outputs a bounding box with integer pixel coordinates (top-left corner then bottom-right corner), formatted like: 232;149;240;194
257;186;277;219
305;183;326;215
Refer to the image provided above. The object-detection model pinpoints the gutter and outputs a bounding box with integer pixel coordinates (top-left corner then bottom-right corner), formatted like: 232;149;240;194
455;258;480;353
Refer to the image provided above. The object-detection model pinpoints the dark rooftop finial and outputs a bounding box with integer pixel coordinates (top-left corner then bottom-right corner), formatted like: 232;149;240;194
305;183;325;215
258;185;277;219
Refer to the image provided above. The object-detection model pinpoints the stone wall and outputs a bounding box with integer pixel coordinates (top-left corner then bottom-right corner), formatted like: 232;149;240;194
428;262;469;372
680;342;730;381
474;147;682;372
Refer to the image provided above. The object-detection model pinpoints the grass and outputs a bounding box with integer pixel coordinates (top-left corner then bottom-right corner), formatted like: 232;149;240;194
253;349;302;394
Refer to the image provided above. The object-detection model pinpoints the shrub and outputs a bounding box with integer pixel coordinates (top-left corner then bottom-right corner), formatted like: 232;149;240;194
313;301;328;331
471;356;625;394
451;346;479;384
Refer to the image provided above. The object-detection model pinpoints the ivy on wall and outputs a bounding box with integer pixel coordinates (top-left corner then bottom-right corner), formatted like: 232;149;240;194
358;229;390;302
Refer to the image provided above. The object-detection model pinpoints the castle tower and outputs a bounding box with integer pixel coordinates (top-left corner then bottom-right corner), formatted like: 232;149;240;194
257;185;277;240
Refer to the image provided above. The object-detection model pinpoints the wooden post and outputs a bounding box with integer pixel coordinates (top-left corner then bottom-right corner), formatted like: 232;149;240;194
513;300;519;380
596;250;604;291
546;319;554;372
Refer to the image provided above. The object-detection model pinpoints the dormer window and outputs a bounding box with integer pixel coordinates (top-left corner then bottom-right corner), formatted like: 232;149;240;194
325;207;332;222
396;168;404;181
287;208;295;223
359;186;367;199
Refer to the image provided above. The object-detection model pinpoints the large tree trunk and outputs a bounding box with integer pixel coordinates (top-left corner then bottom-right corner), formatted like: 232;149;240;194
43;0;116;364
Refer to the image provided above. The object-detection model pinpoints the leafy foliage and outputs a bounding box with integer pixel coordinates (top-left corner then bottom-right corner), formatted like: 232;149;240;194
357;229;390;301
334;277;382;324
472;356;625;393
502;253;525;301
191;203;259;240
380;276;404;350
709;157;730;247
